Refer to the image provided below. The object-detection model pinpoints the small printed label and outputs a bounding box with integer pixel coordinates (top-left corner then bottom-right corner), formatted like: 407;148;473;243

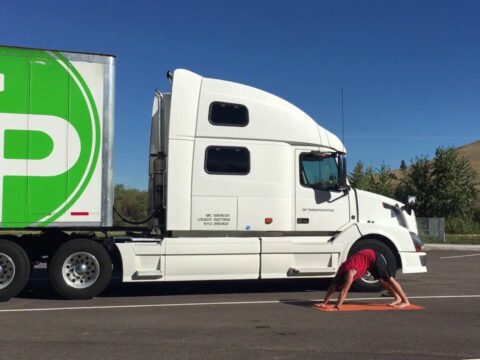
197;213;231;227
0;74;4;92
302;207;334;213
191;198;237;230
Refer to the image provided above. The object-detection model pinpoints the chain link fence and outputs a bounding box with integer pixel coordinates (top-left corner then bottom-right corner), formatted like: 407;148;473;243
417;217;446;243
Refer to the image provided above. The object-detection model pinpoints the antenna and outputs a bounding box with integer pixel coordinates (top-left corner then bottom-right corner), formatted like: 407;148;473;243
341;88;345;145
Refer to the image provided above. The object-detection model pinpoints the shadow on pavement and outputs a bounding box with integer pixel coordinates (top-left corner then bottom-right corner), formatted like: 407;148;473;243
18;268;333;300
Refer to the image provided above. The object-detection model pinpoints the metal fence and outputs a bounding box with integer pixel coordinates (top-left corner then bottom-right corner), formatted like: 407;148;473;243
417;217;446;243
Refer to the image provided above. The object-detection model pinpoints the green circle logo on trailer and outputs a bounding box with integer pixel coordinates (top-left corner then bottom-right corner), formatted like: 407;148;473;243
0;48;100;227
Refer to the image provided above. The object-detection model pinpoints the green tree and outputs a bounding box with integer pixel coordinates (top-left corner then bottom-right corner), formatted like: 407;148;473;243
114;184;148;226
395;155;431;217
372;162;396;198
395;147;478;232
349;161;367;189
349;161;374;192
429;147;477;219
349;161;395;197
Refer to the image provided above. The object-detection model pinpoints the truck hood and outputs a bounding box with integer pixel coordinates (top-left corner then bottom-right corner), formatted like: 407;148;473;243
355;189;418;233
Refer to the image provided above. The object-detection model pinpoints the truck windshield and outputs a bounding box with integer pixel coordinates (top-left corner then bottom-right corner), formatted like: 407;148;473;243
300;153;339;190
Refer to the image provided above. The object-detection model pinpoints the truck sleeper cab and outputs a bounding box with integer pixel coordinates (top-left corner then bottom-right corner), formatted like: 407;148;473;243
0;50;426;300
118;69;426;292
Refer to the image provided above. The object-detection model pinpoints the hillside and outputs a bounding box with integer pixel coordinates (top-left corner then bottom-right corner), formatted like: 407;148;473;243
456;140;480;184
392;140;480;206
394;140;479;176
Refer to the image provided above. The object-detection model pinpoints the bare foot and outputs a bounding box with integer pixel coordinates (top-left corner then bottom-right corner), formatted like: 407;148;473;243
388;299;402;307
393;302;410;308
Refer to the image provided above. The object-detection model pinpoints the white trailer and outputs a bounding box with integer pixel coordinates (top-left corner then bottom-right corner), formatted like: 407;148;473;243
0;46;426;300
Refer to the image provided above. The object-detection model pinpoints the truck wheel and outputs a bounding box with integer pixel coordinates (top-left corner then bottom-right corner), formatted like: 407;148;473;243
0;240;30;301
349;239;398;293
49;239;112;300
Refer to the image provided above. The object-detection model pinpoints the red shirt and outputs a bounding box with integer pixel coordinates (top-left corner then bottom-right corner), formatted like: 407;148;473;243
337;249;376;281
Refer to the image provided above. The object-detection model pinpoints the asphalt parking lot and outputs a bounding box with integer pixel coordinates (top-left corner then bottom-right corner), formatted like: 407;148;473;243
0;249;479;360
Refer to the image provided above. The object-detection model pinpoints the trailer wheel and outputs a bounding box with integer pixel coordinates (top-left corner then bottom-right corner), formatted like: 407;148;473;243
349;239;398;293
0;240;30;301
49;239;112;300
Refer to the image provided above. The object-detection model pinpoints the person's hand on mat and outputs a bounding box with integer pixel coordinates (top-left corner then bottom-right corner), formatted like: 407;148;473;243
317;303;329;309
325;305;340;311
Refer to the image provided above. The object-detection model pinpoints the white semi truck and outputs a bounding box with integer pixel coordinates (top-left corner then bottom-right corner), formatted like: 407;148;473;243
0;46;426;301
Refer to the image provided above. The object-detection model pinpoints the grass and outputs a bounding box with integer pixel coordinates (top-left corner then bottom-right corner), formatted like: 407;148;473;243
422;233;480;245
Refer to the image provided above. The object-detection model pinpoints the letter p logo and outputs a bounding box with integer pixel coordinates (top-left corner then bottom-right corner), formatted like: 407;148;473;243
0;113;81;222
0;48;101;227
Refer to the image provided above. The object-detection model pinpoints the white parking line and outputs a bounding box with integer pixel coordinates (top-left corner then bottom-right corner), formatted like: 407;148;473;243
440;254;480;259
0;294;479;314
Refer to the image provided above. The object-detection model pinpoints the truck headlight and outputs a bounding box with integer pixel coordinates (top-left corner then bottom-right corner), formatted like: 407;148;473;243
410;232;425;252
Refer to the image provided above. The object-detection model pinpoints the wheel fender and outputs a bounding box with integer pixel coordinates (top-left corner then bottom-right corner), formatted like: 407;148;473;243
356;222;413;251
329;223;362;263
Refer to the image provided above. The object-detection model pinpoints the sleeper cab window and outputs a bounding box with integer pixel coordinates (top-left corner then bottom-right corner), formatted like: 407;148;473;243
205;146;250;175
209;102;249;127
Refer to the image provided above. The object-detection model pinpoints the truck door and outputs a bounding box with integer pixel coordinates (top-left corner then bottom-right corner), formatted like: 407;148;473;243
295;149;350;232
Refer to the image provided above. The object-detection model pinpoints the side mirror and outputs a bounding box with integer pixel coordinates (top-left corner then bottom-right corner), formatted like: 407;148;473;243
337;155;349;192
404;195;416;215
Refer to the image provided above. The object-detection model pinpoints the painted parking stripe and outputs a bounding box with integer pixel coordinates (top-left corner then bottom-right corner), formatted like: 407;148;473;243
0;294;480;314
440;253;480;259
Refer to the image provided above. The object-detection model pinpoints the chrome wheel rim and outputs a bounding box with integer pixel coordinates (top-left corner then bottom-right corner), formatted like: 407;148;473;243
62;252;100;289
0;253;16;289
361;271;378;284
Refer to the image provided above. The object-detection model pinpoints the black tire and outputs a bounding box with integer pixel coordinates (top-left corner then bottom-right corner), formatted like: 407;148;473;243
0;240;30;301
349;239;398;292
49;239;112;300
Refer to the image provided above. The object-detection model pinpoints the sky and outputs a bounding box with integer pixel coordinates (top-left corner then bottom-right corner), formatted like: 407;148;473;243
1;0;479;189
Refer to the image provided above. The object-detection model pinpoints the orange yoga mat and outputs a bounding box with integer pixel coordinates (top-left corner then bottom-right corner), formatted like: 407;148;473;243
312;303;425;312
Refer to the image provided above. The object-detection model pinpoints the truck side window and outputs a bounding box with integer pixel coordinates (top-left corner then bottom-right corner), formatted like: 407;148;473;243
205;146;250;175
299;153;339;190
209;102;249;127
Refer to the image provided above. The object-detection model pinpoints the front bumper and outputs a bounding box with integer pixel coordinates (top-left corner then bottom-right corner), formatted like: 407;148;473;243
400;251;427;274
420;254;427;267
